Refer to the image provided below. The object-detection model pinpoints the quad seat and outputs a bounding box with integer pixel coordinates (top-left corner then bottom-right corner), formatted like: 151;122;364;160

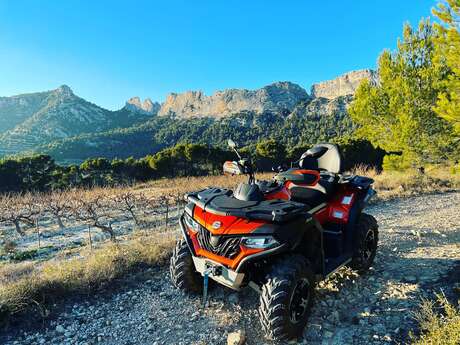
287;173;336;206
278;144;343;207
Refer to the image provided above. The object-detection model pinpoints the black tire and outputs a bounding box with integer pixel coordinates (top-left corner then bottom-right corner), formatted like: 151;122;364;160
258;255;315;341
349;213;379;273
170;239;202;293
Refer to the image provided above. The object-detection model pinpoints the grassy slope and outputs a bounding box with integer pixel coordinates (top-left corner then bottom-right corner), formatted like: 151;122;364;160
0;232;175;321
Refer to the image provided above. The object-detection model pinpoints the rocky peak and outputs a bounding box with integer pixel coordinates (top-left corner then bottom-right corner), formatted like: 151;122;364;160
55;85;74;97
125;97;160;115
158;82;309;118
264;81;307;93
311;69;377;99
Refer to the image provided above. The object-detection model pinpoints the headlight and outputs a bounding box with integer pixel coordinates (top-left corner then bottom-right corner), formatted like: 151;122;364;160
183;213;201;233
241;236;279;249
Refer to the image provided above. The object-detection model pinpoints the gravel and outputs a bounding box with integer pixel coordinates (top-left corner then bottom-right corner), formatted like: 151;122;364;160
2;192;459;345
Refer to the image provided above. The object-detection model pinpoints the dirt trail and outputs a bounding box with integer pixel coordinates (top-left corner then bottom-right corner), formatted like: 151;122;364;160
3;192;460;345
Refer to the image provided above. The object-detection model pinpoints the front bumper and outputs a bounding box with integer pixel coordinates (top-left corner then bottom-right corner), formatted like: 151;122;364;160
192;256;245;290
179;214;288;289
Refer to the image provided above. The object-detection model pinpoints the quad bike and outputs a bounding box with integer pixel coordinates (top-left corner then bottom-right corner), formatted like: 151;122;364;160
170;139;378;341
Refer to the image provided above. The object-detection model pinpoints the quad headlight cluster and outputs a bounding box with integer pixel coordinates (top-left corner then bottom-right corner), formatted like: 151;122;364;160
241;236;279;249
184;213;279;250
183;213;201;233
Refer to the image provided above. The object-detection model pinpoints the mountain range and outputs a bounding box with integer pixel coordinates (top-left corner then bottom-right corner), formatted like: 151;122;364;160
0;69;376;163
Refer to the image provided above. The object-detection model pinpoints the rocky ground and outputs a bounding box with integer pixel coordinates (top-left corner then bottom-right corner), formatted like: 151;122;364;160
2;192;459;345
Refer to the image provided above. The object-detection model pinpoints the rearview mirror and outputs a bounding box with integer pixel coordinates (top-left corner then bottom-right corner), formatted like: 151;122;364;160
223;161;243;175
227;139;237;149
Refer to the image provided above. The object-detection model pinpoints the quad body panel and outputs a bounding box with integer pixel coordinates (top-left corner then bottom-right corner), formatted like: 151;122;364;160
181;168;375;290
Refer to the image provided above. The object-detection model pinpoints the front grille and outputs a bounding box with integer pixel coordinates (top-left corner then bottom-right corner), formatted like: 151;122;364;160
197;226;241;259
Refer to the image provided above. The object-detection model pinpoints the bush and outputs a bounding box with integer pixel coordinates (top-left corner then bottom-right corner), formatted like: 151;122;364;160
7;247;54;262
412;294;460;345
382;154;411;171
2;240;17;254
450;164;460;175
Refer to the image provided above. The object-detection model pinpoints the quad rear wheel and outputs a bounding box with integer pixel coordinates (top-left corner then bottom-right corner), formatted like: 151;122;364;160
170;239;202;293
258;255;315;341
350;213;379;273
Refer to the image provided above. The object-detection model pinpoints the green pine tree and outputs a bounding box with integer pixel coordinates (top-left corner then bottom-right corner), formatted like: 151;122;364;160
349;19;453;169
433;0;460;136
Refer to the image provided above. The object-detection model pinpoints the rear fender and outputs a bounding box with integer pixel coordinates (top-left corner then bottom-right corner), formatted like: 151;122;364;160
348;175;376;211
344;201;362;255
353;187;376;213
349;175;374;189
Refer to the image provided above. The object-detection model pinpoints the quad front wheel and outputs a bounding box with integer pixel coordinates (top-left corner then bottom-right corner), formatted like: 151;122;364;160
258;255;315;341
170;239;202;293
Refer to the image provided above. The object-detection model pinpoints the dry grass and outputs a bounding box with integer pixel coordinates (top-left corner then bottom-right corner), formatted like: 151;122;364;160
411;294;460;345
0;261;36;286
0;232;176;321
134;173;274;199
350;164;460;200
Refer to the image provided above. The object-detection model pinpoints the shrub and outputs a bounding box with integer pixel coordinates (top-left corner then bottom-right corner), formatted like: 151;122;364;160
382;154;412;171
2;240;17;254
412;294;460;345
450;164;460;175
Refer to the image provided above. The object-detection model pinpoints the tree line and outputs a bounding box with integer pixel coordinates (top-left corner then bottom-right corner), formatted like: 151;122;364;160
0;139;385;194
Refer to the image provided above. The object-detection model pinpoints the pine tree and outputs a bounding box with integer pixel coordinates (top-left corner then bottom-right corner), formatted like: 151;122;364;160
433;0;460;136
349;19;453;168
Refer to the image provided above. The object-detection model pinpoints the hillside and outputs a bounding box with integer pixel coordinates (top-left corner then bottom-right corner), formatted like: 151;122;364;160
0;70;375;163
0;87;155;156
36;96;354;163
0;90;53;134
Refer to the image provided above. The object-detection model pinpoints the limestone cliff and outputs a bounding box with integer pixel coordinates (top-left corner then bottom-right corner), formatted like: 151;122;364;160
310;69;377;99
158;82;309;118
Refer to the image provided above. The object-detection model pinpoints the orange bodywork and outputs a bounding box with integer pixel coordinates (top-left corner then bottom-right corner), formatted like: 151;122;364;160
264;186;291;200
187;206;266;269
186;169;323;269
314;186;356;224
193;206;267;235
188;229;263;270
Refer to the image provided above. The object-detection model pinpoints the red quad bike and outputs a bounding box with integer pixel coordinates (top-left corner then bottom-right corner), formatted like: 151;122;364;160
170;139;379;341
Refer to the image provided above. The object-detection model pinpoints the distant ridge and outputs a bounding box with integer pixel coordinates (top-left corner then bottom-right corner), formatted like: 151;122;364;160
157;81;310;118
125;97;160;115
0;69;375;161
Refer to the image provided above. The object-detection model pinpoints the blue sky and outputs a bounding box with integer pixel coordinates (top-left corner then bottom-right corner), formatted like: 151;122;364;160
0;0;435;110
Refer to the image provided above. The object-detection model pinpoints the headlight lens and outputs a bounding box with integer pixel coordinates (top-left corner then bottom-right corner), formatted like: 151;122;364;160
183;213;201;233
241;236;279;249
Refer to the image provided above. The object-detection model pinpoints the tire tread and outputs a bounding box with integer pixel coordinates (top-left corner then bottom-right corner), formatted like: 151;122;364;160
170;239;202;293
258;255;315;341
